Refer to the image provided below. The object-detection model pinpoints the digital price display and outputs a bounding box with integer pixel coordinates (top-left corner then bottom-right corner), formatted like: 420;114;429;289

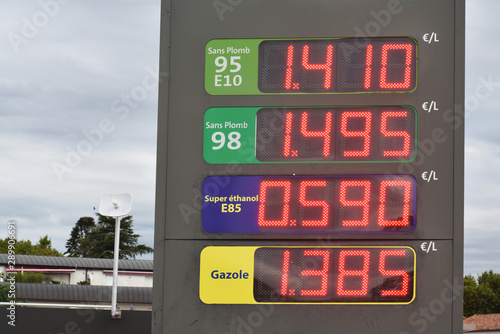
203;106;417;164
199;246;416;304
256;107;416;162
255;247;414;303
205;37;417;95
202;175;416;233
259;38;417;93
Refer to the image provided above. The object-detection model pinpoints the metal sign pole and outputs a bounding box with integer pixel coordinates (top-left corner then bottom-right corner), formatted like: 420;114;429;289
111;215;122;318
98;193;132;319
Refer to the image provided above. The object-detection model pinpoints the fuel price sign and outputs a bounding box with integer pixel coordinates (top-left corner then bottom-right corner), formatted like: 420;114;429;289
200;246;416;304
156;0;464;332
205;37;417;95
202;175;416;233
203;106;417;164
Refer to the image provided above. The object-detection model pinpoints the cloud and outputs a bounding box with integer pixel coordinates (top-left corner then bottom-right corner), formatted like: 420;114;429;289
463;0;500;274
0;0;159;257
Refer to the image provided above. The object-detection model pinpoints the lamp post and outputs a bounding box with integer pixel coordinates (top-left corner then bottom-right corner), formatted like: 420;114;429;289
98;193;132;319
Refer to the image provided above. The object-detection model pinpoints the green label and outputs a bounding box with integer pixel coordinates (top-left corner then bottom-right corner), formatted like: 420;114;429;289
205;39;260;95
203;108;258;164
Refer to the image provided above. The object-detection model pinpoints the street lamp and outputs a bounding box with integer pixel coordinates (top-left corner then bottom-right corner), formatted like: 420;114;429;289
98;193;132;319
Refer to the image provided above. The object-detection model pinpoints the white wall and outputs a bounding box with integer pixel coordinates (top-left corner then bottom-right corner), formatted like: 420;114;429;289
0;265;153;287
104;273;153;287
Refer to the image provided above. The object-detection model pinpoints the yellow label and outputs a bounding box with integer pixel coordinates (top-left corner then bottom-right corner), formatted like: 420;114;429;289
199;246;257;304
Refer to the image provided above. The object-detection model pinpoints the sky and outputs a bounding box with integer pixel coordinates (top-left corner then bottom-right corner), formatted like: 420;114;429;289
0;1;160;259
0;0;498;274
463;0;500;275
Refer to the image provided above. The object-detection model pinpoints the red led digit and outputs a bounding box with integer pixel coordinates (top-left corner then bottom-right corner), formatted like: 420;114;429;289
300;111;333;157
285;45;294;90
281;250;291;296
302;44;334;89
299;180;329;226
340;111;372;157
258;181;292;226
364;44;373;89
378;180;412;226
339;180;371;226
300;250;330;296
381;111;411;157
283;112;293;157
380;43;413;89
337;250;370;296
379;250;410;296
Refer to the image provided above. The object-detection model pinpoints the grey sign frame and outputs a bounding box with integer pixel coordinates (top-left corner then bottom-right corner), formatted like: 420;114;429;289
153;0;464;332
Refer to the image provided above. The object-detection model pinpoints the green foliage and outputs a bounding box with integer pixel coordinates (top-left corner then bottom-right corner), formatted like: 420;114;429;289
0;284;10;302
65;216;96;257
0;274;12;302
0;235;62;256
34;235;63;256
65;214;153;259
12;272;52;284
77;280;90;285
464;270;500;317
464;274;479;317
0;239;32;254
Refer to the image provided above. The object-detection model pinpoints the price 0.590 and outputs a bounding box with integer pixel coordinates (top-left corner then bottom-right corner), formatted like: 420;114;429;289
257;176;415;232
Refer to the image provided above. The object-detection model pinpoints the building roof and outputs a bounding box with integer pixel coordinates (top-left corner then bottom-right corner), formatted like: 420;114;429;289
464;314;500;331
0;254;153;271
3;282;152;304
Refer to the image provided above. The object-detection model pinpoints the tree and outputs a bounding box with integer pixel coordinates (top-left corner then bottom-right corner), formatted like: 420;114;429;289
35;236;63;256
0;284;9;302
464;270;500;317
65;216;96;257
464;274;479;317
65;214;153;259
0;274;11;302
0;235;62;256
